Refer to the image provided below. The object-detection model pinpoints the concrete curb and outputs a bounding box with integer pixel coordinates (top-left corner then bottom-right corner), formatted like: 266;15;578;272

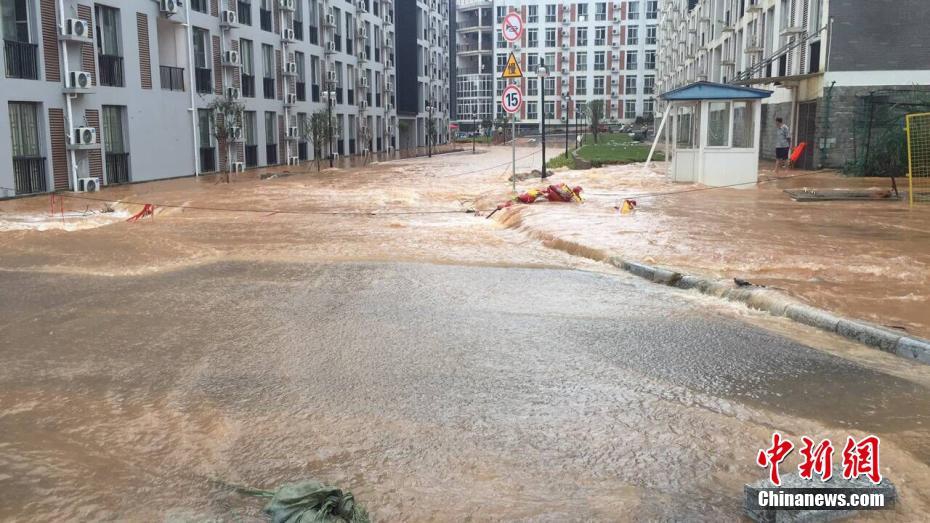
606;257;930;365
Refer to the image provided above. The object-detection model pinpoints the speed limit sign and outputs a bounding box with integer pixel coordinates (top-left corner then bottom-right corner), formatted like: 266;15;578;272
501;84;523;114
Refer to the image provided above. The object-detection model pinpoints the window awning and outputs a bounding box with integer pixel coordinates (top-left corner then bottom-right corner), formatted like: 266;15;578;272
659;81;773;101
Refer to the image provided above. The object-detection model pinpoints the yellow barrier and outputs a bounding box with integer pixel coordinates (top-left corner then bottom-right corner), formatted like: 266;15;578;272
906;112;930;207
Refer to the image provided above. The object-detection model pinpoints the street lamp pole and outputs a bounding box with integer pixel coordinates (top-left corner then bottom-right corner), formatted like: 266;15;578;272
564;96;571;157
426;101;433;158
538;61;548;180
326;81;334;168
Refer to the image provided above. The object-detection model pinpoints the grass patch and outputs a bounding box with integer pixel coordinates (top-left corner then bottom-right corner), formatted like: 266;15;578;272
546;151;575;169
576;132;663;167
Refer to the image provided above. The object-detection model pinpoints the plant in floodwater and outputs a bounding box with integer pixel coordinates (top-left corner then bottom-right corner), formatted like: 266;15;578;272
586;100;605;145
303;111;336;171
207;95;246;182
222;479;370;523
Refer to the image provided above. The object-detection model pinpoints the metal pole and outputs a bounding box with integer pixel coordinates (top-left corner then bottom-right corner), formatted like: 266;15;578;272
327;84;333;168
428;105;432;158
472;114;476;153
540;76;546;179
512;115;516;193
564;115;568;157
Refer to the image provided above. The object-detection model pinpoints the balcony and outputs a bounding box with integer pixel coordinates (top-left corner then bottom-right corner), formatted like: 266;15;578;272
12;156;47;194
105;152;131;184
263;77;275;99
4;40;39;79
98;54;125;87
160;65;185;91
238;1;252;25
195;67;212;93
242;73;255;97
260;8;272;31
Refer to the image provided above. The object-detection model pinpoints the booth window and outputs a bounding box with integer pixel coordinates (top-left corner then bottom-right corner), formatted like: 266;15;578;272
732;101;754;148
677;106;695;149
707;101;730;147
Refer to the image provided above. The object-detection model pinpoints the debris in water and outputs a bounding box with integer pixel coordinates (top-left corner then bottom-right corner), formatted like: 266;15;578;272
228;479;370;523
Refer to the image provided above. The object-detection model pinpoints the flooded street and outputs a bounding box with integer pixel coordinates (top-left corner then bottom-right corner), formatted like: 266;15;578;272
2;147;930;520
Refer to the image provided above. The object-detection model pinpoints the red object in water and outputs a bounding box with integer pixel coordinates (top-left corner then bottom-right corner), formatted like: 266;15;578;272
127;204;155;223
790;142;807;165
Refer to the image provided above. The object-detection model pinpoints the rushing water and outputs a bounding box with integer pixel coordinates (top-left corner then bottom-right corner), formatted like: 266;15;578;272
1;146;929;520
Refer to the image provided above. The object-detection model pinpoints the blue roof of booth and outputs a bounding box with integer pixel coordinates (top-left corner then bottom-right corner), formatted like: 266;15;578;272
659;81;773;101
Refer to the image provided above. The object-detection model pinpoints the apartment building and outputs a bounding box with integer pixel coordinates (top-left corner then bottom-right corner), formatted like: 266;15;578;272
478;0;659;133
656;0;930;169
453;0;492;131
395;0;451;149
0;0;404;198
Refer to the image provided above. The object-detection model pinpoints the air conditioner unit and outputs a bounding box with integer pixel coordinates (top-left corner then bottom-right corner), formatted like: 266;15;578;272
287;126;299;138
221;10;237;26
228;126;243;141
357;0;367;12
282;28;295;41
613;14;621;22
326;70;337;82
611;66;619;73
231;161;245;172
73;127;96;146
359;77;369;88
285;61;297;74
357;51;367;61
561;28;569;36
224;50;240;65
287;156;300;165
561;55;569;62
386;103;394;111
159;0;179;15
560;67;568;74
226;87;241;99
385;59;394;69
279;0;296;11
359;101;368;110
64;18;89;39
611;78;618;84
68;70;93;89
385;81;394;91
561;44;569;51
286;93;298;104
324;13;336;26
612;28;619;35
77;176;100;192
325;41;337;53
358;27;367;38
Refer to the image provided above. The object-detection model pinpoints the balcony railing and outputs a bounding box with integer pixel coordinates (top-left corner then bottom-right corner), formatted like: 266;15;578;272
98;54;125;87
245;144;258;167
105;152;131;184
195;67;212;93
260;8;272;31
266;144;278;165
4;40;38;79
296;81;306;101
238;1;252;25
12;156;47;194
263;77;275;99
160;65;185;91
200;146;216;172
242;73;255;97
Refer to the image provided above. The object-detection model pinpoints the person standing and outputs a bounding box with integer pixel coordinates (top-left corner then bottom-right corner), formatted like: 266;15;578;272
774;117;791;174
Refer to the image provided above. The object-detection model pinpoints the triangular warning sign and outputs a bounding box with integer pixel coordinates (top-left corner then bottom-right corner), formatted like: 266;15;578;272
500;53;523;79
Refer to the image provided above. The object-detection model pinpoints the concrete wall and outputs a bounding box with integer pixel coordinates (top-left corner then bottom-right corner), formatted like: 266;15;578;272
829;0;930;72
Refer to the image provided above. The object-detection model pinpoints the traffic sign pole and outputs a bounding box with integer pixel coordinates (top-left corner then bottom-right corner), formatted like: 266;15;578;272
499;11;524;193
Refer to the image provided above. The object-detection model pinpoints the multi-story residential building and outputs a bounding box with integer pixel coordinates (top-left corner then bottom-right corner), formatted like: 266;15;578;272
395;0;451;149
453;0;493;132
656;0;930;169
486;1;659;133
0;0;412;198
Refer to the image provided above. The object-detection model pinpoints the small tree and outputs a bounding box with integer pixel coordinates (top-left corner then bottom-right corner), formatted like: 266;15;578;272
302;110;335;171
207;95;245;182
481;116;493;137
586;100;604;144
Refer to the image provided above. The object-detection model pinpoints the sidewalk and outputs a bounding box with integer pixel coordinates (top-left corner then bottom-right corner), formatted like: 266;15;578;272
489;161;930;340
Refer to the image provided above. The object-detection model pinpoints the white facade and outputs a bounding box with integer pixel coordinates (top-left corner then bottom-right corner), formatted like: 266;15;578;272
454;0;494;130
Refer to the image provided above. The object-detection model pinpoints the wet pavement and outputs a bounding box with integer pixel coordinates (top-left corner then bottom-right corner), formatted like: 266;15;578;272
1;146;930;521
2;262;930;521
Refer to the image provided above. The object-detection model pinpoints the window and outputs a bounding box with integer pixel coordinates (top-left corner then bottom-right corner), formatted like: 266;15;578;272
191;0;208;14
732;101;754;148
8;101;45;194
545;28;555;47
595;2;607;21
643;75;655;94
594;51;605;70
544;101;554;119
646;26;657;45
527;78;538;96
594;27;606;46
707;101;730;147
527;5;538;23
497;31;507;48
643;99;655;119
238;0;252;26
545;4;557;23
576;27;587;46
575;76;587;95
645;50;656;70
192;27;211;93
544;77;555;96
262;43;274;99
575;101;586;115
575;52;587;71
593;76;604;95
264;111;278;164
198;109;215;172
646;0;659;19
102;105;129;184
295;51;306;101
625;76;637;94
625;100;636;119
677;105;697;148
627;26;638;45
496;6;506;21
628;1;640;20
240;39;255;97
527;53;538;70
243;111;258;166
96;4;123;86
496;54;507;69
526;101;538;120
577;4;588;20
2;0;38;79
260;0;273;31
2;0;30;41
626;51;638;70
527;28;538;48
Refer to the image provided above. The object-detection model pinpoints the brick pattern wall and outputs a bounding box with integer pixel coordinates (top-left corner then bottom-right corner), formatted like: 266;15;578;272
212;36;223;95
41;0;60;82
829;0;930;72
48;109;69;190
231;40;241;89
211;0;219;17
78;5;96;85
137;13;152;89
276;50;283;100
85;109;103;182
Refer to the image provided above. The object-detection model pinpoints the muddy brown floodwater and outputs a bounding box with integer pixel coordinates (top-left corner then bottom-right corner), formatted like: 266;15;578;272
1;146;930;521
